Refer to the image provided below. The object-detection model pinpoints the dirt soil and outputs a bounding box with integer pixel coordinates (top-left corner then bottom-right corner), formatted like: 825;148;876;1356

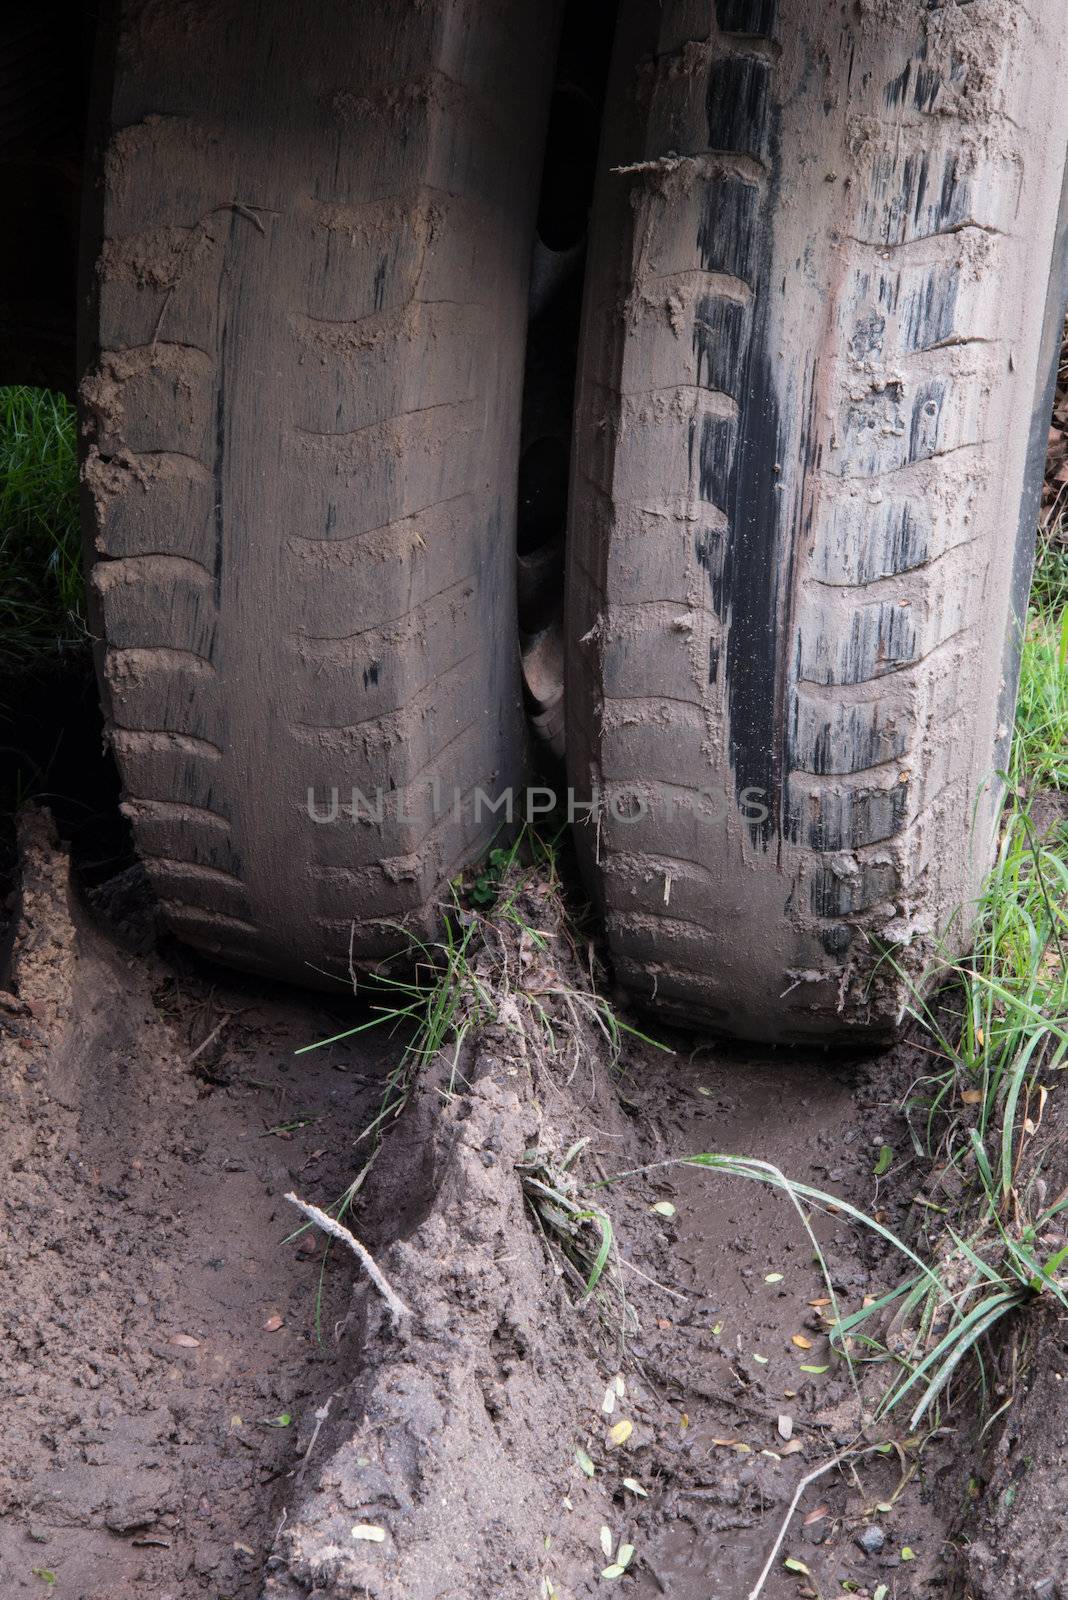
1;810;1066;1600
0;810;389;1599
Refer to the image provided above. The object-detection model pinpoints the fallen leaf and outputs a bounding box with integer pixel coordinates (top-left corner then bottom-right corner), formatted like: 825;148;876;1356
975;1026;985;1047
259;1412;292;1428
608;1419;633;1447
232;1542;255;1556
602;1385;616;1415
874;1145;893;1177
803;1505;829;1526
791;1334;814;1350
650;1201;676;1218
752;1352;769;1364
711;1437;744;1448
600;1565;625;1580
600;1526;614;1559
961;1088;983;1105
808;1296;831;1308
799;1364;829;1374
617;1544;634;1570
622;1477;647;1497
351;1524;386;1543
779;1439;804;1456
764;1272;784;1284
263;1315;283;1332
873;1587;889;1600
696;1085;712;1097
777;1415;794;1441
575;1447;596;1478
168;1334;200;1348
783;1557;811;1575
901;1546;916;1561
711;1321;723;1336
614;1375;625;1397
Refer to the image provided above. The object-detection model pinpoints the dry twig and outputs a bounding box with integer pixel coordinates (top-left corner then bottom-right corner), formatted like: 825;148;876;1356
284;1192;411;1325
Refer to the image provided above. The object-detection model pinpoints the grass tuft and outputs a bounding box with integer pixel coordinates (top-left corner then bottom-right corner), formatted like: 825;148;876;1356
297;823;666;1327
0;385;85;671
1013;605;1067;791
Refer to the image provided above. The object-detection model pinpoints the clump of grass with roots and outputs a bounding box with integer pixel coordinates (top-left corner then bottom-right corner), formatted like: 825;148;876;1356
295;821;668;1333
0;385;85;672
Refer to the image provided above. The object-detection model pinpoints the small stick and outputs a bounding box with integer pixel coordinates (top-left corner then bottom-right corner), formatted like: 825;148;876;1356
617;1254;690;1303
186;1008;243;1066
284;1192;411;1325
746;1450;852;1600
297;1394;335;1482
747;1443;892;1600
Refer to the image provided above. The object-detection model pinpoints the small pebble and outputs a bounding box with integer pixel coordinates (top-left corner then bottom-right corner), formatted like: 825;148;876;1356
855;1524;886;1555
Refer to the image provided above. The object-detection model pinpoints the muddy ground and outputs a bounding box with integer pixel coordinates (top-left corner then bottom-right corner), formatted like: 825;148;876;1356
1;808;1065;1600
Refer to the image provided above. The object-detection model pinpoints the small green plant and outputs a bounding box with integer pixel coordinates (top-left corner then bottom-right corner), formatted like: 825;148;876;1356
0;385;85;669
470;844;513;906
518;1137;621;1305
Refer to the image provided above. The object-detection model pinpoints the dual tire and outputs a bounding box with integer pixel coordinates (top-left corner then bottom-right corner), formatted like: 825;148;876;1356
82;0;1068;1039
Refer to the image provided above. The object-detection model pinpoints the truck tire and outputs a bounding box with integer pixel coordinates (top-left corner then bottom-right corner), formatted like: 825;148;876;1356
566;0;1068;1041
80;0;555;984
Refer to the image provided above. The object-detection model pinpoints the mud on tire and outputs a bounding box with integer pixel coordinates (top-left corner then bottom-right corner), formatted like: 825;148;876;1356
565;0;1068;1041
80;0;556;983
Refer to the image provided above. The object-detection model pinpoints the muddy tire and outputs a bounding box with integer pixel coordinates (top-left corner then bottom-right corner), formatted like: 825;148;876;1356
565;0;1068;1041
80;1;556;983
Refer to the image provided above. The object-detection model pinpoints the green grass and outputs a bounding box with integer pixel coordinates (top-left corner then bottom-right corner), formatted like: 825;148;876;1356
0;385;85;671
1013;528;1068;789
1030;505;1068;616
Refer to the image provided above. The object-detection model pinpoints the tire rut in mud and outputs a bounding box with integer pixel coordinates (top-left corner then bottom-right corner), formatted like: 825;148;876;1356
2;815;1065;1599
0;809;388;1599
